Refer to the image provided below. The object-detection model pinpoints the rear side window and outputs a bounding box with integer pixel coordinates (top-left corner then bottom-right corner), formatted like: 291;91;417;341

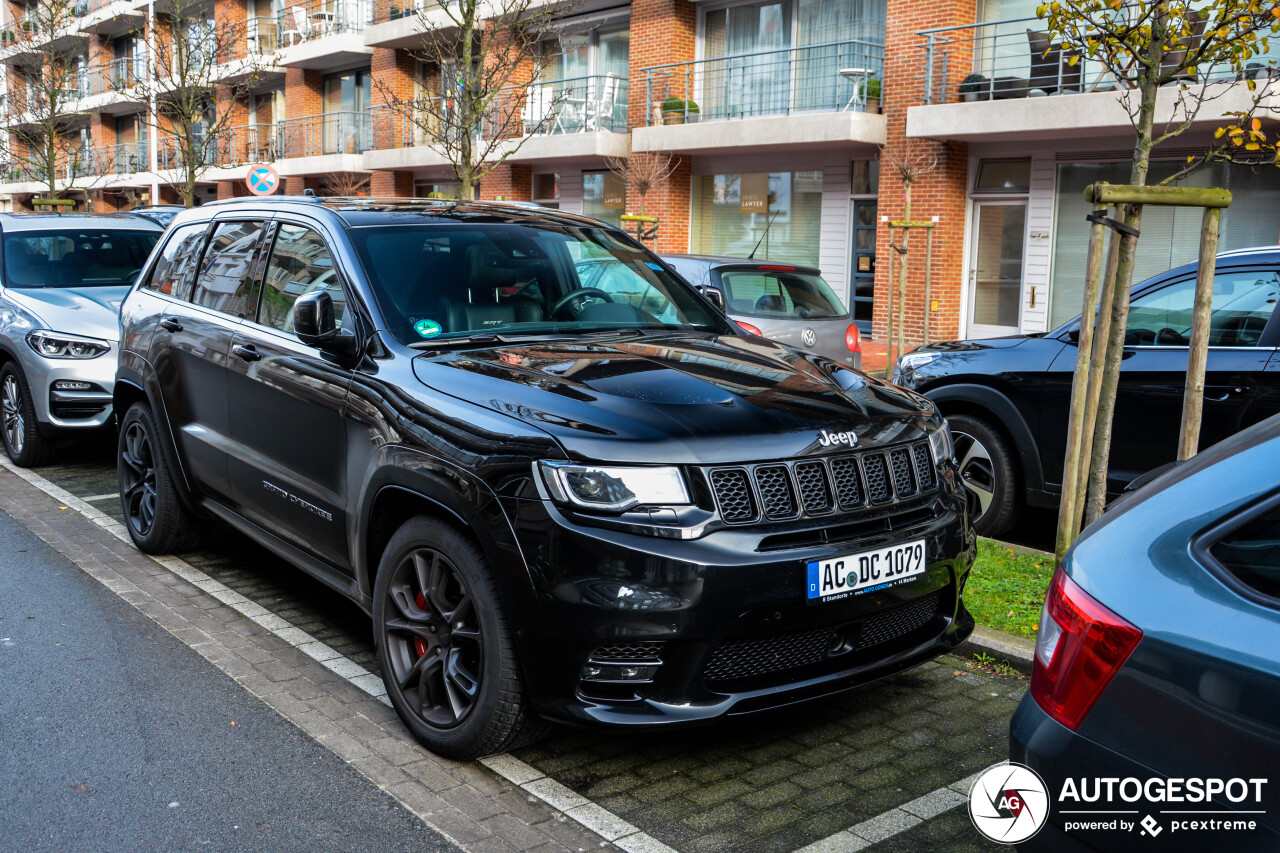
719;270;846;318
258;224;344;332
145;223;207;300
191;221;267;319
1126;271;1280;347
1211;504;1280;604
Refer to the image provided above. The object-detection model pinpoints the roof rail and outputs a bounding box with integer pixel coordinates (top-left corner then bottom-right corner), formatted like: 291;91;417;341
202;194;324;207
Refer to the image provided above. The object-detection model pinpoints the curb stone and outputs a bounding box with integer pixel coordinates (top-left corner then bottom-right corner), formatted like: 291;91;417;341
959;626;1037;675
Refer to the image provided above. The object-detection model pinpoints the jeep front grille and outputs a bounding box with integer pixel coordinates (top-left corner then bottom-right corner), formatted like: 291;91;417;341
705;440;940;526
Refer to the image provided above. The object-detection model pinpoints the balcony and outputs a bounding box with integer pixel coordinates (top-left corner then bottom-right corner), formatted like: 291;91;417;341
632;39;887;155
906;14;1280;142
82;142;150;176
363;74;631;170
81;57;146;103
212;124;278;166
80;0;145;35
365;0;450;49
277;0;373;69
275;111;372;170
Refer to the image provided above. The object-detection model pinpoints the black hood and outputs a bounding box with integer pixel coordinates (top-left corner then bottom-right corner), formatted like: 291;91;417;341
412;334;938;464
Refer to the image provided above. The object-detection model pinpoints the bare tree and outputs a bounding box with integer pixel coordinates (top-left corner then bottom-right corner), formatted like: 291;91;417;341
878;141;939;368
374;0;576;200
604;153;677;216
0;0;99;201
123;0;276;206
321;171;371;196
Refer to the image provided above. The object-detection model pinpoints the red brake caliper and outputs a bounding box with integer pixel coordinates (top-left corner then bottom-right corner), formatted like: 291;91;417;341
413;591;429;658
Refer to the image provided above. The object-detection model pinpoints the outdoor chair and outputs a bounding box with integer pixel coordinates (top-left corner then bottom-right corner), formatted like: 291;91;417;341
1026;30;1082;94
1160;17;1206;82
282;6;311;46
587;73;620;132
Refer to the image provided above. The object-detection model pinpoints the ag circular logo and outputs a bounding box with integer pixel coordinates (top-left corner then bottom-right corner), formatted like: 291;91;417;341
968;762;1050;844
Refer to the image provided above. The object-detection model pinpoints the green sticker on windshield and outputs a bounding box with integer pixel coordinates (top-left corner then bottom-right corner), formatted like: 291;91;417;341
414;319;442;339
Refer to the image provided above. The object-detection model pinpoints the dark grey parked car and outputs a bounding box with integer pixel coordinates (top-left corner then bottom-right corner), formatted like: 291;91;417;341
1011;413;1280;850
661;255;862;370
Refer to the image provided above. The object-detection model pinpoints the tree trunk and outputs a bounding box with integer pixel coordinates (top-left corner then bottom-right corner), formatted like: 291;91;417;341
1177;206;1222;460
895;187;911;367
1055;202;1109;562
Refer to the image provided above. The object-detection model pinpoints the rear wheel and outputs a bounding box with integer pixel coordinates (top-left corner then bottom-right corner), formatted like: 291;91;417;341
948;413;1019;538
1;362;54;467
373;516;548;758
117;402;202;554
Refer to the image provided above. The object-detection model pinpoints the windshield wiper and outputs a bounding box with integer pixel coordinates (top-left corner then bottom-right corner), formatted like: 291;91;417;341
408;332;579;350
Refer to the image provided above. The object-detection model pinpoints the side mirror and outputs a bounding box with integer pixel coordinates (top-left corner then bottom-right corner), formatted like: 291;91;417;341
293;291;357;354
701;286;725;311
1065;326;1081;344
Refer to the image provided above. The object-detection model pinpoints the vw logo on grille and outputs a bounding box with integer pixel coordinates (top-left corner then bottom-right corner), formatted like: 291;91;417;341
801;328;817;348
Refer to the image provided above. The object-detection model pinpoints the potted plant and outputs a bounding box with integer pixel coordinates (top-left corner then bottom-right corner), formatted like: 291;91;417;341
859;77;881;113
661;96;699;125
959;73;988;102
0;30;13;45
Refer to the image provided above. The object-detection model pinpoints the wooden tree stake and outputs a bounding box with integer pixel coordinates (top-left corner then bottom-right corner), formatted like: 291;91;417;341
1178;206;1222;460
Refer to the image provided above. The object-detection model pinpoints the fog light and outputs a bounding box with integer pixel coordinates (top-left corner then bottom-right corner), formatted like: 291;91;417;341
580;663;659;682
54;380;95;391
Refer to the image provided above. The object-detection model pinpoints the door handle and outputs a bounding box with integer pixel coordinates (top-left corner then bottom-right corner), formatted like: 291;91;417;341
159;318;182;333
231;344;261;362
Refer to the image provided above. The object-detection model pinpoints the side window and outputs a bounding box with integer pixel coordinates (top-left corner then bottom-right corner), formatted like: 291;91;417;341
1211;503;1280;604
191;221;267;319
144;223;207;300
258;224;344;333
1126;271;1280;347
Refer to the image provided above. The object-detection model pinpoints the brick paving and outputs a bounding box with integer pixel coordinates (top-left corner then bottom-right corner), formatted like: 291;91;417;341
9;449;1023;852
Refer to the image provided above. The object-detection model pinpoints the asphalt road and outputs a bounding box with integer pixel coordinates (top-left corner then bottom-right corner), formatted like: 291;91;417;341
0;508;459;853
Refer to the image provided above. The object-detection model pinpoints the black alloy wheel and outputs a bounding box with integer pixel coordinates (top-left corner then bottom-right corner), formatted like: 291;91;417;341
120;419;158;539
383;548;484;728
373;517;547;758
116;402;202;554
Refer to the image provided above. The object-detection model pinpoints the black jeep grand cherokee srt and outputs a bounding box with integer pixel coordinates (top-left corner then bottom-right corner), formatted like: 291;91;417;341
114;197;975;758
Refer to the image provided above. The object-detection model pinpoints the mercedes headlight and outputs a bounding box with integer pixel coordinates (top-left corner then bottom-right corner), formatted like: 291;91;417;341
892;351;939;386
26;330;111;359
539;461;690;512
929;419;955;465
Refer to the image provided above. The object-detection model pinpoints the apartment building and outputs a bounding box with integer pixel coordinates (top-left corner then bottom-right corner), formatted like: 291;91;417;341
1;0;1276;346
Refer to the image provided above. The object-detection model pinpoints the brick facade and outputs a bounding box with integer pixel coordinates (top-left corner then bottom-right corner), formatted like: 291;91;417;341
478;163;532;201
873;0;977;348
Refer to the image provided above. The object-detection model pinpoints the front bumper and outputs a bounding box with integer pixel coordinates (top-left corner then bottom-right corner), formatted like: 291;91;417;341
17;340;118;432
507;482;974;727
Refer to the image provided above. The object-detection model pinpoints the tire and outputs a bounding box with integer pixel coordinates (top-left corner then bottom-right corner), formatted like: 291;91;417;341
948;413;1020;538
1;362;55;467
117;402;203;554
373;516;548;759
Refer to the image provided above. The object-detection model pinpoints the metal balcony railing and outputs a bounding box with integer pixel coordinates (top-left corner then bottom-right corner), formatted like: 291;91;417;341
368;74;630;151
79;142;149;175
157;134;220;170
640;39;884;125
369;0;444;25
276;111;371;157
916;14;1280;105
83;57;147;96
213;124;278;165
278;0;371;46
216;16;280;63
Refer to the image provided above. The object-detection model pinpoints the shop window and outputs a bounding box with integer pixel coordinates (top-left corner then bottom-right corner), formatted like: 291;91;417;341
583;171;625;227
691;171;823;267
533;173;559;207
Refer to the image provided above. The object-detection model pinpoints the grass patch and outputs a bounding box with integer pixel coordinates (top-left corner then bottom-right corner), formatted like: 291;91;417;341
965;539;1055;639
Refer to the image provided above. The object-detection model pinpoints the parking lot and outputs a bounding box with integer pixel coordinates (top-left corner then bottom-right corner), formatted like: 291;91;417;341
3;438;1025;853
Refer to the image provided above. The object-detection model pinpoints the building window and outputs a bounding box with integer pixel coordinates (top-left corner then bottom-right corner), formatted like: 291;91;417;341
691;171;823;267
1049;161;1280;329
850;159;878;195
533;172;559;207
974;159;1031;193
322;69;371;153
582;171;625;227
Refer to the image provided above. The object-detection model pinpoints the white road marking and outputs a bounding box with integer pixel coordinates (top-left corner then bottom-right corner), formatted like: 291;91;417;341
1;458;677;853
80;493;118;502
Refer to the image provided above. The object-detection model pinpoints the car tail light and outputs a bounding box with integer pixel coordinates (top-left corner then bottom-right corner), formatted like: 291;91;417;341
736;320;763;336
845;324;862;353
1031;567;1142;731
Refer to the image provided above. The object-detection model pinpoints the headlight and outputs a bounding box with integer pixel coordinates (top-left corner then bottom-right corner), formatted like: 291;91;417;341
26;330;111;359
892;351;939;385
539;461;690;512
929;420;954;465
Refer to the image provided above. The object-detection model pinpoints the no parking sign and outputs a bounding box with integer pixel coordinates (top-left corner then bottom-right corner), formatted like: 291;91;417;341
246;164;279;196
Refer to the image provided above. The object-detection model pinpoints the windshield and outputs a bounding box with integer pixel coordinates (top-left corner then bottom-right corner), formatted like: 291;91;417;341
719;269;847;319
4;229;159;288
350;222;728;345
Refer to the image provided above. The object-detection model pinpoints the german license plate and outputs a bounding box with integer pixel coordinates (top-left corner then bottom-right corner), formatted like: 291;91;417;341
806;539;927;603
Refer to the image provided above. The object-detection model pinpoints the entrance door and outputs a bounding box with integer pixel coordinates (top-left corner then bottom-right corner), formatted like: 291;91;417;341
967;200;1026;338
849;199;876;332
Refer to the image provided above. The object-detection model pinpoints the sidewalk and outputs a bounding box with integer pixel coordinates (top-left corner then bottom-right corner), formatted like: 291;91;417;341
861;339;889;375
